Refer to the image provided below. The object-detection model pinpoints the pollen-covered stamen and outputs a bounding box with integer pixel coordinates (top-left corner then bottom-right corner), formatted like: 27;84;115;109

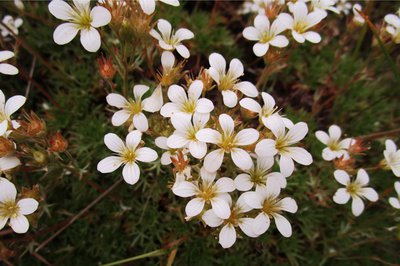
180;99;197;114
197;183;217;201
121;148;136;163
262;197;282;217
0;201;19;218
275;136;290;153
126;99;143;115
224;208;241;226
261;106;279;118
259;31;274;44
327;140;341;151
186;126;198;141
218;132;237;152
70;7;92;30
294;21;309;33
218;73;238;91
346;182;362;197
249;167;268;186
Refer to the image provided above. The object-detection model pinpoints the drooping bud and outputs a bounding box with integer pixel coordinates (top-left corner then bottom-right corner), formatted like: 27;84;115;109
18;111;46;137
98;54;116;80
348;138;369;155
48;131;68;153
0;137;14;157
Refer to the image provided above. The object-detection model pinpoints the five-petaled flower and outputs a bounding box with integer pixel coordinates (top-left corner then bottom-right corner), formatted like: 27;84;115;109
382;139;400;177
97;130;158;185
315;125;353;161
333;169;378;216
0;89;26;136
0;178;39;234
48;0;112;52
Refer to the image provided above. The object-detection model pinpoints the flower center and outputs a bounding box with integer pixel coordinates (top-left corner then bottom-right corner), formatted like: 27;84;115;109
346;182;361;196
127;99;143;115
181;99;197;114
294;21;308;33
225;208;240;226
198;183;216;201
0;112;7;123
262;197;281;217
0;200;19;218
122;149;136;163
71;8;92;30
186;126;198;141
259;32;274;44
249;168;268;186
261;106;278;118
219;133;236;152
219;74;237;91
275;136;289;152
327;140;341;151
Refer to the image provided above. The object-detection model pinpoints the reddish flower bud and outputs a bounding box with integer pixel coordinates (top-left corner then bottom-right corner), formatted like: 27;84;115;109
48;131;68;153
348;138;369;155
98;54;116;80
333;155;356;171
19;111;46;137
0;137;14;157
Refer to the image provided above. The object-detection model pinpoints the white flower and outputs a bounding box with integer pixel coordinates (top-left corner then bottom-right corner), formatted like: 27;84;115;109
97;130;158;185
382;139;400;177
234;156;286;191
243;179;298;237
0;89;26;136
48;0;111;52
172;168;235;219
384;13;400;44
208;53;258;108
352;4;365;26
239;92;293;129
242;14;289;57
315;125;353;161
138;0;179;15
150;19;194;58
0;15;23;37
279;2;327;43
161;51;175;73
0;156;21;172
0;178;39;234
311;0;339;16
333;169;378;216
106;85;163;132
14;0;24;10
255;116;312;177
336;0;352;15
202;194;259;248
167;113;210;159
160;80;214;119
389;181;400;209
196;114;259;172
0;51;19;75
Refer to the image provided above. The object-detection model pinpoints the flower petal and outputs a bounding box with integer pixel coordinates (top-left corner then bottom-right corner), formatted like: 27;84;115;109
351;197;364;216
111;110;130;126
97;156;123;173
255;139;277;157
48;0;75;20
5;95;26;118
10;215;29;234
234;173;253;191
185;198;205;217
136;147;158;162
333;188;350;204
104;133;125;153
126;130;142;150
211;196;231;219
172;181;197;197
203;149;225;172
133;113;149;132
90;6;111;27
17;198;39;215
195;128;221;144
253;42;269;57
235;128;259;146
202;209;223;227
209;53;226;73
273;213;292;237
80;27;101;52
176;44;190;59
0;177;17;202
122;162;140;185
334;170;350;185
231;148;253;170
219;224;236;248
221;90;238;108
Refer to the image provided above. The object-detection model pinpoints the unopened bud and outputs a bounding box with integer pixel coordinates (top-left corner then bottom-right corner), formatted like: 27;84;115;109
32;150;47;164
333;156;355;171
0;137;14;157
19;111;46;137
48;131;68;153
98;54;116;80
348;138;369;155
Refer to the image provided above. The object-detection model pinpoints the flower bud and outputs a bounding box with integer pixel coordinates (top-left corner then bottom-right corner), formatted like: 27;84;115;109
19;111;46;137
48;131;68;153
0;137;14;157
98;54;116;80
333;156;355;171
348;138;369;155
32;150;47;164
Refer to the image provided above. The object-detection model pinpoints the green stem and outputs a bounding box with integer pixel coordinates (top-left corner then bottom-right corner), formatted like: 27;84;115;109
101;249;167;266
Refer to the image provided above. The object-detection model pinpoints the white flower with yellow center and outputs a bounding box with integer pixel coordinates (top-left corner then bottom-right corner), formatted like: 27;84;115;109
389;181;400;209
384;13;400;44
106;85;163;132
382;139;400;177
196;114;260;172
48;0;111;52
0;51;19;75
0;178;39;234
97;130;158;185
167;113;210;159
172;167;235;219
160;80;214;119
0;15;23;37
255;116;312;177
239;92;293;129
138;0;179;15
243;179;298;237
234;156;286;192
202;194;259;249
242;14;289;57
150;19;194;58
333;169;378;216
315;125;353;161
0;89;26;136
208;53;258;108
279;2;327;43
311;0;339;16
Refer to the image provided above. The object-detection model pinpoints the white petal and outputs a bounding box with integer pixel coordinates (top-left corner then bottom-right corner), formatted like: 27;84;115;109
228;59;244;80
170;112;192;132
0;64;18;75
203;149;225;172
286;122;308;144
234;81;258;97
239;218;258;237
265;115;285;138
0;217;7;230
351;197;364;216
273;214;292;237
292;2;308;21
315;130;329;144
174;28;194;42
0;177;17;202
136;147;158;162
255;139;277;157
285;147;313;165
139;0;155;14
202;209;223;227
106;93;128;108
195;128;221;144
235;128;259;146
209;53;226;73
334;170;350;185
133;84;149;100
172;181;197;197
211;197;231;219
5;95;26;118
239;98;261;113
185;198;205;217
389;197;400;209
111;110;130;126
196;99;214;114
0;51;14;61
279;155;294;177
292;31;305;43
104;133;125;153
355;168;369;186
133;113;149;132
243;26;259;41
231;148;253;170
122;163;140;185
234;174;253;191
279;197;298;213
90;6;111;27
395;181;400;195
253;42;269;57
303;31;321;43
167;133;189;149
360;188;378;202
0;156;21;171
215;177;235;193
333;188;350;204
17;198;39;215
142;85;163;112
243;191;263;209
80;28;101;52
126;130;142;149
48;0;75;20
253;213;270;235
10;215;29;234
160;0;179;6
329;125;342;140
219;113;234;135
161;51;175;69
385;139;397;152
176;45;190;59
160;102;179;117
219;224;236;248
221;90;237;108
97;156;123;173
270;35;289;47
254;14;270;31
189;141;207;159
305;11;326;28
167;84;188;104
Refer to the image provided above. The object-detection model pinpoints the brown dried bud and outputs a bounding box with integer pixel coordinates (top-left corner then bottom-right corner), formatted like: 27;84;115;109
348;138;369;155
198;68;214;92
171;151;190;175
19;111;46;137
333;155;356;171
21;185;41;202
0;137;14;157
48;131;68;153
98;54;116;80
